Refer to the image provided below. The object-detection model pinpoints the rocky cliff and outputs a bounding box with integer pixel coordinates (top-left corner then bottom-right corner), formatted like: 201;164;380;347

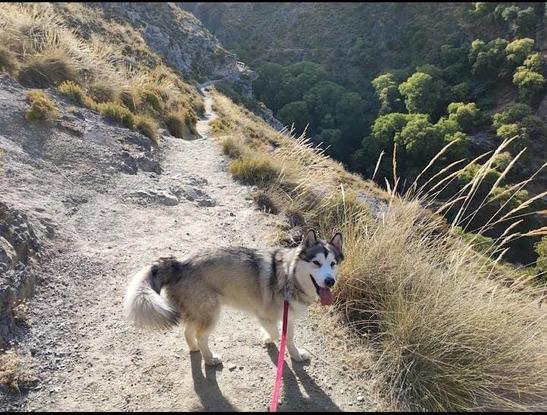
88;3;253;90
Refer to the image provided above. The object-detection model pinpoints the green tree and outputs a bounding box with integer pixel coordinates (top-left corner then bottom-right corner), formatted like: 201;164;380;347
513;66;546;105
397;114;445;172
277;101;310;135
492;103;532;128
303;81;345;124
399;72;444;115
371;73;403;115
447;102;480;131
505;38;535;67
469;38;510;79
254;62;289;112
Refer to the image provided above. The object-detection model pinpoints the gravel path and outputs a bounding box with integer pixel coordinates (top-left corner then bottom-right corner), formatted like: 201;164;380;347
1;85;368;411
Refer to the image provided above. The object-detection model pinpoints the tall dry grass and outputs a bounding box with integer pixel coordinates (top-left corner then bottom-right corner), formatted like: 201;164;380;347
210;89;547;411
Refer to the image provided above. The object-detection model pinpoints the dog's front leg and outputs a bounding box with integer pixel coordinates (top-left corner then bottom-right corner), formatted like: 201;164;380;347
286;316;310;362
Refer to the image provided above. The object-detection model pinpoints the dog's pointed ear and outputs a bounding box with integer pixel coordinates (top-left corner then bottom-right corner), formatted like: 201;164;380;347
330;232;343;253
302;229;318;249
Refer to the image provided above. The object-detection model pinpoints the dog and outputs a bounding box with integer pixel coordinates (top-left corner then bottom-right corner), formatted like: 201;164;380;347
123;229;343;366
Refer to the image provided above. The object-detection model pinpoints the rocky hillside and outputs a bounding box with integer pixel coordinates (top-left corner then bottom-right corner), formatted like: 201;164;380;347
0;1;252;354
87;3;251;88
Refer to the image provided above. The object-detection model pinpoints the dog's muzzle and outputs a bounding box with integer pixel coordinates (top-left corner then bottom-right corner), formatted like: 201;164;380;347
309;275;333;306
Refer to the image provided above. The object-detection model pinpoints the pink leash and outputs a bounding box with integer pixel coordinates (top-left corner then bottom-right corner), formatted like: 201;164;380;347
269;300;289;412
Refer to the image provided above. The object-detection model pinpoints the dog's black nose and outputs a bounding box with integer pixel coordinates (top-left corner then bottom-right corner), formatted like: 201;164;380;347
325;277;335;288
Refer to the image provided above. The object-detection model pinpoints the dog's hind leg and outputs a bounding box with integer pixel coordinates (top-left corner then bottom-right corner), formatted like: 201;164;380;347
259;318;279;345
195;303;222;366
184;322;199;352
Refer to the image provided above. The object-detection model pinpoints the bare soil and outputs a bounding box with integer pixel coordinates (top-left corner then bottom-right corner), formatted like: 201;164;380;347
1;82;369;411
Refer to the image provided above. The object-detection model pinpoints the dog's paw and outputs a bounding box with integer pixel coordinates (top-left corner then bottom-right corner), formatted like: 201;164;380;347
263;333;279;345
289;348;311;362
204;354;223;366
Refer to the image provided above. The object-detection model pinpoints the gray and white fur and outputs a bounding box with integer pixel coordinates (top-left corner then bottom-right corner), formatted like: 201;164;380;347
124;229;343;365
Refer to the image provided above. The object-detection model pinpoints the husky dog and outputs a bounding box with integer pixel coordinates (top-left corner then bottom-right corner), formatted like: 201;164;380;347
124;229;343;366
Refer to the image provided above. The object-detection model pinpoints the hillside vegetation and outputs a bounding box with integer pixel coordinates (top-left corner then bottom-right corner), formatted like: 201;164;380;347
1;2;546;412
209;88;546;411
185;2;547;269
0;3;204;141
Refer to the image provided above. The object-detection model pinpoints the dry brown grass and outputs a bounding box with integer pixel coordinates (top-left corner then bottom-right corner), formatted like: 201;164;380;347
229;154;283;186
88;81;119;104
18;49;79;88
0;350;37;391
96;101;134;129
0;46;18;74
25;89;58;122
210;89;547;411
134;114;159;144
0;2;204;141
57;80;95;108
220;136;245;159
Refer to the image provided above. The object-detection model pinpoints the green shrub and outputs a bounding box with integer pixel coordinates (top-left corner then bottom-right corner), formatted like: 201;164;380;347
534;236;547;276
512;66;546;104
505;38;534;66
96;102;135;129
447;102;480;131
18;51;78;88
492;151;513;171
0;46;18;74
229;154;281;185
25;90;58;122
492;104;532;129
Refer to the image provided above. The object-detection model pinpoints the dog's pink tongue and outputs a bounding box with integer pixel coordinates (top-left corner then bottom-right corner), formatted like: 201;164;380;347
319;287;333;306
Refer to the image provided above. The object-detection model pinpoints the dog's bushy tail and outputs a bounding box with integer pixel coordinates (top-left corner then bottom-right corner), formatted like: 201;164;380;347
124;262;179;330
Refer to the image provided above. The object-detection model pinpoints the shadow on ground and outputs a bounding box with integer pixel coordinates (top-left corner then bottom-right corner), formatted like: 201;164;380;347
188;345;340;412
266;344;341;412
190;352;236;412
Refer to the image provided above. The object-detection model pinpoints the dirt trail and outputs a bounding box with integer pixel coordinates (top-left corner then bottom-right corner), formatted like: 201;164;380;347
1;86;367;411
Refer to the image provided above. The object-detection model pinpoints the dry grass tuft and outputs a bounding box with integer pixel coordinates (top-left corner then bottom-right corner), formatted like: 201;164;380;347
87;81;119;104
164;111;197;139
119;88;139;113
96;101;134;129
134;114;159;144
25;89;58;122
0;46;18;74
229;154;282;186
221;136;245;159
57;80;95;107
0;350;37;391
18;49;78;88
252;190;280;214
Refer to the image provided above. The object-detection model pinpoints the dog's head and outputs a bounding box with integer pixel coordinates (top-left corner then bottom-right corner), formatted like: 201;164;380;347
295;229;343;306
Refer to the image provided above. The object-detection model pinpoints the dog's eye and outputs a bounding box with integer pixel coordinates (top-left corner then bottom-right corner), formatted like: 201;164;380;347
312;260;321;267
331;262;336;267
